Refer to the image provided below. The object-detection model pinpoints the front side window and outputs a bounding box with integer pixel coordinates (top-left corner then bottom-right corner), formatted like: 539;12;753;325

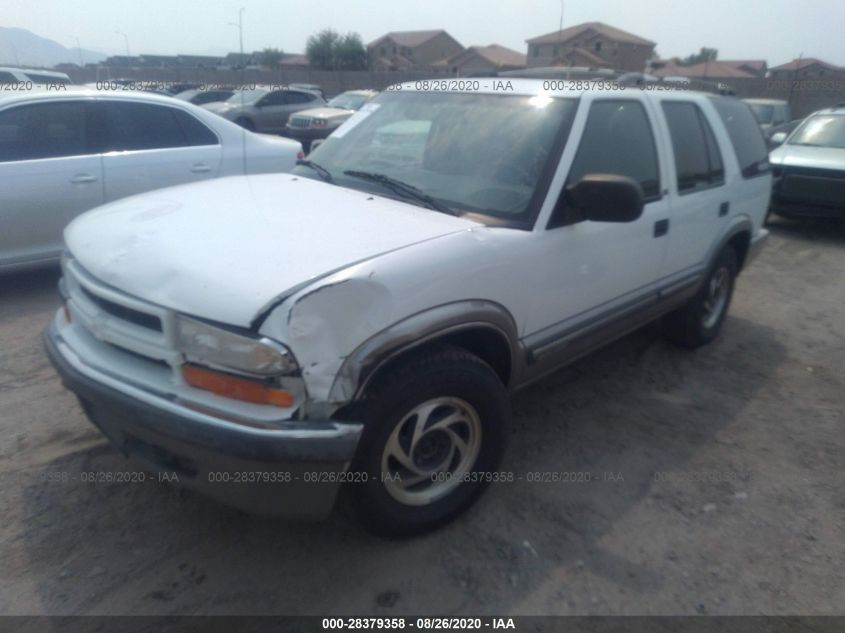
100;102;216;151
566;100;661;199
297;91;578;228
0;101;88;162
662;102;725;192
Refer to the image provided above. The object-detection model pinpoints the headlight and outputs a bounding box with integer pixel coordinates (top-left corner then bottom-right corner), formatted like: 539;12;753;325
312;118;327;128
175;316;298;377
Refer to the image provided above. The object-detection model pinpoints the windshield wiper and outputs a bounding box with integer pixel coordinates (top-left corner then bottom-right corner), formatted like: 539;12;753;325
343;170;457;215
296;159;334;184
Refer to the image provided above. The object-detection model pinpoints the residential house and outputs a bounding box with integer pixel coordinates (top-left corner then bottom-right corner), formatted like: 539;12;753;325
525;21;656;71
651;59;768;80
768;58;844;80
436;44;526;75
368;30;464;70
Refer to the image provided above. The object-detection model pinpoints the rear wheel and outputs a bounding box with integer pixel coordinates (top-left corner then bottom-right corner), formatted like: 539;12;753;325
663;246;738;348
342;345;510;537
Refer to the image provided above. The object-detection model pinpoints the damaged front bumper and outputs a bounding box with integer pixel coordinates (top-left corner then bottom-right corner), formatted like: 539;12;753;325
44;319;363;519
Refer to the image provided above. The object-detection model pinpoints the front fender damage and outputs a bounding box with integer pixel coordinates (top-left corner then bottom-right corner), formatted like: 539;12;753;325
282;278;393;403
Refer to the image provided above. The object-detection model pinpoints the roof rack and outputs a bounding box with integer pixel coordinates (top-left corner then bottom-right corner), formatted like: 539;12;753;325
494;67;736;95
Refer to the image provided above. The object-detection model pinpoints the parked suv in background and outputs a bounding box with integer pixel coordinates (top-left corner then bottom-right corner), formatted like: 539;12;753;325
202;87;325;134
769;105;845;219
46;81;770;535
744;98;792;131
0;89;301;272
286;89;378;151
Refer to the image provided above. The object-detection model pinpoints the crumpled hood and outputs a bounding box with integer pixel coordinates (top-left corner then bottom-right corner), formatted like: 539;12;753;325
65;175;478;327
770;144;845;171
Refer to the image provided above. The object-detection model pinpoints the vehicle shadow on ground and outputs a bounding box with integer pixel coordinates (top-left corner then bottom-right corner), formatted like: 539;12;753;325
0;266;61;320
766;215;845;247
18;315;786;616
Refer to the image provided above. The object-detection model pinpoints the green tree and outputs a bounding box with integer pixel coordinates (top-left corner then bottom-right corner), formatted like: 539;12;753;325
674;47;718;67
306;28;341;70
306;29;366;70
335;33;367;70
260;47;283;70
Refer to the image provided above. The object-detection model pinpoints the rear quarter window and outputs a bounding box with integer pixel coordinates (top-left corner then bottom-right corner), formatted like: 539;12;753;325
709;97;770;178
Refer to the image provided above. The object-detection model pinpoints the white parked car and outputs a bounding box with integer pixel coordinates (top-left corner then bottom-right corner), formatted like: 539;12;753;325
46;81;770;535
0;66;71;87
0;89;302;272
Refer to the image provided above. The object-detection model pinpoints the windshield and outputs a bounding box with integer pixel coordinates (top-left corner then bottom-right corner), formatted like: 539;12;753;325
226;88;268;104
294;91;578;227
788;114;845;149
328;93;370;110
748;104;774;124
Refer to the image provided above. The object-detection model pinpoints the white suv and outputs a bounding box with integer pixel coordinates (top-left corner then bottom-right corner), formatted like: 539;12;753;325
45;80;771;535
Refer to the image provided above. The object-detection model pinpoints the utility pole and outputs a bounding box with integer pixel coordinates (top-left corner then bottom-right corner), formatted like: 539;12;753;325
114;31;130;56
70;36;84;66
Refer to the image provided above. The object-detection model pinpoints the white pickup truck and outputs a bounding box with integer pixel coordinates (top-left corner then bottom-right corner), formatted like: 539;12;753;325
45;80;771;535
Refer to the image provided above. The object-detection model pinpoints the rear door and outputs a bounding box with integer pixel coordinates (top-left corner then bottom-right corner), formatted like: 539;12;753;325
97;100;222;202
658;99;729;277
251;90;289;133
0;99;103;267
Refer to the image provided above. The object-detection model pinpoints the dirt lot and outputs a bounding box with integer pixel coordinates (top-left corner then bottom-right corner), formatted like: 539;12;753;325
0;217;843;617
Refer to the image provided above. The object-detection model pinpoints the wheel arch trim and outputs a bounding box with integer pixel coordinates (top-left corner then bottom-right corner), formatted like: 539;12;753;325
327;300;522;404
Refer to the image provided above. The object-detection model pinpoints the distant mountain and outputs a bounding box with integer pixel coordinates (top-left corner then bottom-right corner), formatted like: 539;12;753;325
0;26;106;68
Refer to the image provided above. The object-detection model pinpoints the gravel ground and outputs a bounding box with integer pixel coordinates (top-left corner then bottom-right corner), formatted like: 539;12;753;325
0;216;843;616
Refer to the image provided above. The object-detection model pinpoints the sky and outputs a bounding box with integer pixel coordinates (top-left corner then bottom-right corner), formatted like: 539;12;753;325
3;0;843;66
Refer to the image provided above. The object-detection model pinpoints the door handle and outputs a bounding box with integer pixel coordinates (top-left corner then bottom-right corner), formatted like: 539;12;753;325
70;173;97;184
654;219;669;237
719;202;730;217
191;163;212;173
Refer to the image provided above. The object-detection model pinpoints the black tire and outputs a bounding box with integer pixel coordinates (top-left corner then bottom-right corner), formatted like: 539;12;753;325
663;246;738;349
235;117;255;131
341;345;511;537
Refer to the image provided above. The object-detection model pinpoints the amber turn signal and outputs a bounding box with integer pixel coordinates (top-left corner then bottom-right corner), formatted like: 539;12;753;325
181;364;294;407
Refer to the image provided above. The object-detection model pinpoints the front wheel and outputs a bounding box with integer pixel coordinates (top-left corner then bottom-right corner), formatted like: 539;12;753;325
342;346;511;537
663;246;738;348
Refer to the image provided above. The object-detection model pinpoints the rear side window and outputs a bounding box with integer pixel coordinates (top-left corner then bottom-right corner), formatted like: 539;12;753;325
172;110;219;146
100;102;217;151
285;91;315;105
0;101;88;162
709;97;770;178
566;100;661;200
661;102;725;193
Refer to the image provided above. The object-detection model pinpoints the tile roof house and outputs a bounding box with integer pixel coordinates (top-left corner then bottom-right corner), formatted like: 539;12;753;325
525;21;656;71
768;58;844;79
368;30;464;70
651;60;767;79
435;44;526;74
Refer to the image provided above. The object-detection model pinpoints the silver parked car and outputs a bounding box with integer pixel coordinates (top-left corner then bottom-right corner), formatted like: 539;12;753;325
286;89;378;151
769;105;845;219
0;89;302;273
744;98;792;131
202;87;325;134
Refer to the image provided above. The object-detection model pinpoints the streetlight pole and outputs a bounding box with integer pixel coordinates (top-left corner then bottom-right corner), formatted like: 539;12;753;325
114;31;130;56
70;36;84;66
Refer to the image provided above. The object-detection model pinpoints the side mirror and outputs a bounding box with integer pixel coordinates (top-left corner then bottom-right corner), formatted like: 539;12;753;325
565;174;645;223
769;132;787;147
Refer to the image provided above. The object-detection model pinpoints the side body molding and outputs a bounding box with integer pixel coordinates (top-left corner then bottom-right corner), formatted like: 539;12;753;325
328;300;522;404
